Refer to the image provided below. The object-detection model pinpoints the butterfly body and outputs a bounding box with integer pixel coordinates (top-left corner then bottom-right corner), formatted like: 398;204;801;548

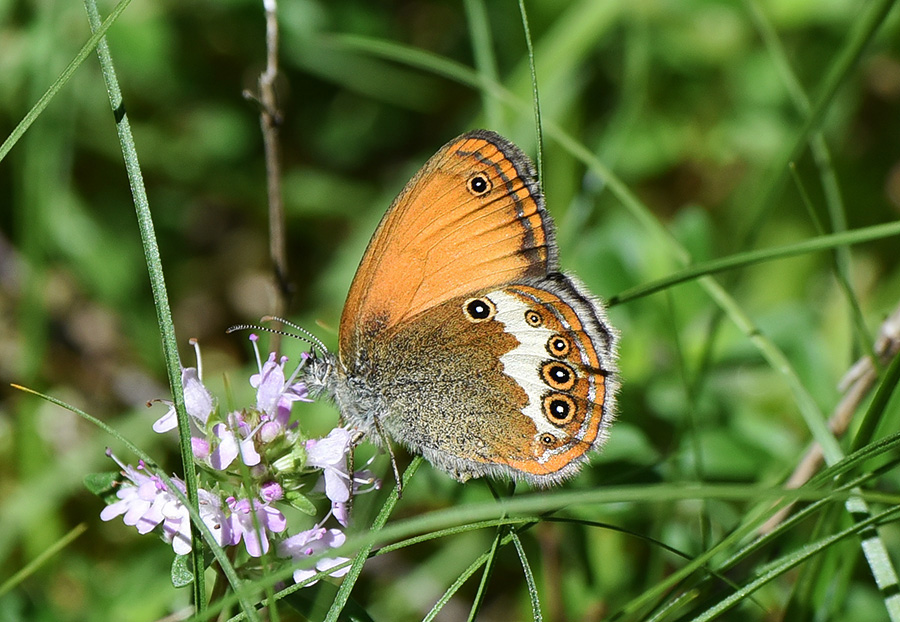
304;130;618;486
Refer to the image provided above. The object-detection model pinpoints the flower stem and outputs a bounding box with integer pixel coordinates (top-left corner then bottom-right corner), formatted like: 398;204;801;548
82;0;205;610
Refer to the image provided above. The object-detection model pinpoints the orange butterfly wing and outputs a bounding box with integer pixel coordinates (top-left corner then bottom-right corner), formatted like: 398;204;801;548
339;130;556;360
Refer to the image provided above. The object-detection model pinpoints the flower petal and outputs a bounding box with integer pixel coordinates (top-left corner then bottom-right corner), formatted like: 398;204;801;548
210;423;238;470
183;368;215;425
323;469;350;504
152;405;178;433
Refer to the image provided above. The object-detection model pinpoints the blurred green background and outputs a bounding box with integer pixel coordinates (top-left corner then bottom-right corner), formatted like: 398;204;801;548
2;0;900;620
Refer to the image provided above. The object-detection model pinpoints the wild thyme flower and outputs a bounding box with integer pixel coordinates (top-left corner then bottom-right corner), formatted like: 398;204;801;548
278;527;351;586
97;337;372;588
209;411;262;470
152;367;215;435
99;458;168;536
249;335;312;425
306;428;354;505
100;451;229;554
226;496;287;557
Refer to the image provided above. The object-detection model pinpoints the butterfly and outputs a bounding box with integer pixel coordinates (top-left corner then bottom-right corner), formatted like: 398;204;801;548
303;130;618;486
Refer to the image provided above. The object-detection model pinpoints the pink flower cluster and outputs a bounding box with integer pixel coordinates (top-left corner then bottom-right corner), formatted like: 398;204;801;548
99;337;380;586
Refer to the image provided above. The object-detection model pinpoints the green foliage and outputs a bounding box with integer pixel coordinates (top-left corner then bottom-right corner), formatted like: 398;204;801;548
171;554;194;589
3;0;900;621
83;471;121;505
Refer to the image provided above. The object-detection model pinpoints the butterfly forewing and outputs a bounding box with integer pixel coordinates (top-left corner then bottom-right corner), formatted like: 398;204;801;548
339;130;555;361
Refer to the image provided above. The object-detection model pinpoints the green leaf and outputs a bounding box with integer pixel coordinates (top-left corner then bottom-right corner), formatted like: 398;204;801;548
286;491;318;516
83;471;121;504
171;554;194;588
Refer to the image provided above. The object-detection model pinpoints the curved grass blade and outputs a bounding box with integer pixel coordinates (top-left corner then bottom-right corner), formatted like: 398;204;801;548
0;0;133;163
0;523;87;597
323;456;423;622
691;505;900;622
424;526;519;622
517;0;543;182
609;220;900;306
512;532;543;622
851;329;900;453
466;528;504;622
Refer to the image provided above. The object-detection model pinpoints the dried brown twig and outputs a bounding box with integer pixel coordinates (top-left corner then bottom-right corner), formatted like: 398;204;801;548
760;301;900;534
245;0;290;347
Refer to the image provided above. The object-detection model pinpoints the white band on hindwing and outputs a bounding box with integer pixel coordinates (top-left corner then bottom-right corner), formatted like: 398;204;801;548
488;289;595;460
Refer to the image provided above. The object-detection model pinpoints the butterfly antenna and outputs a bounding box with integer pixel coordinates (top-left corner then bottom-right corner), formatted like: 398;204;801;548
259;315;330;355
226;319;329;356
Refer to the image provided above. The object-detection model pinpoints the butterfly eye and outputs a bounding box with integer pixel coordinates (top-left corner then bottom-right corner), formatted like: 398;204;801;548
466;173;492;196
463;296;496;322
524;310;543;327
541;361;576;391
542;394;576;425
547;334;570;357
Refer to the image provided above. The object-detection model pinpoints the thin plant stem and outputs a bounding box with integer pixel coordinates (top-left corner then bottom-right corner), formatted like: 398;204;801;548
517;0;543;181
256;0;290;349
83;0;204;612
323;456;423;622
0;0;133;163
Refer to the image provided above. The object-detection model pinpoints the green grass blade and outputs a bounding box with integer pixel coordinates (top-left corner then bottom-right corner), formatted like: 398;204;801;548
424;550;491;622
0;523;87;597
505;0;621;126
847;494;900;620
516;0;543;181
466;528;503;622
851;330;900;452
0;0;133;164
323;456;423;622
691;505;900;622
82;0;212;613
512;531;543;622
845;349;900;620
609;220;900;306
422;525;527;622
463;0;503;130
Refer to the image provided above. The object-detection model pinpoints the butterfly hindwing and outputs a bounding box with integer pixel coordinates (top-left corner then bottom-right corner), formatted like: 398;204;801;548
349;274;616;485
